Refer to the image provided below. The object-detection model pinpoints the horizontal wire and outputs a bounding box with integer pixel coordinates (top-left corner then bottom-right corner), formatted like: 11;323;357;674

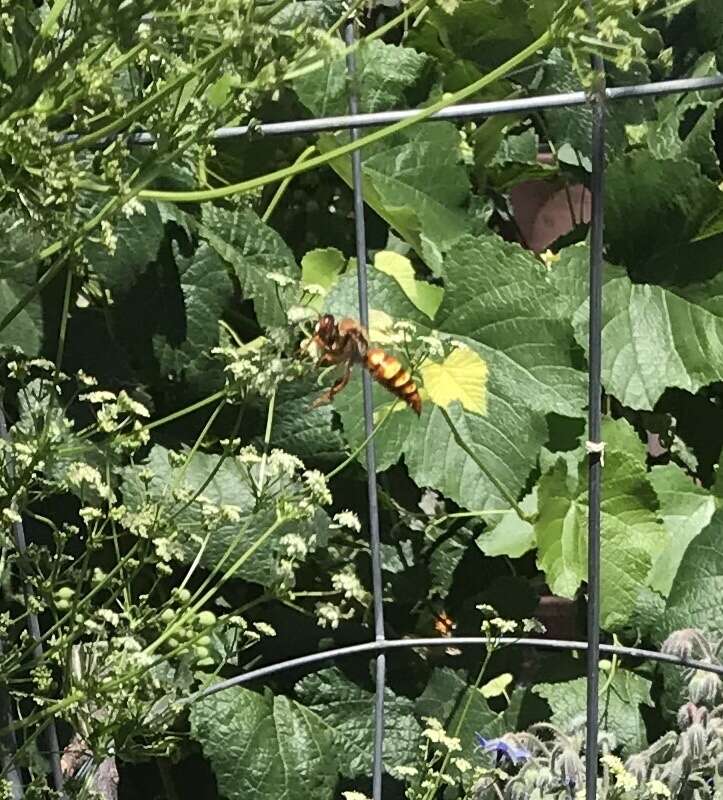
185;635;722;704
59;73;723;146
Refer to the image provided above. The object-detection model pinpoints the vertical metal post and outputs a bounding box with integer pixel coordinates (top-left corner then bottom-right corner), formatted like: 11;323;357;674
584;10;606;800
344;20;387;800
0;406;65;797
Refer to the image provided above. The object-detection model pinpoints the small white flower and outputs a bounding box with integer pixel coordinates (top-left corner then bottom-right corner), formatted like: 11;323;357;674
332;510;361;533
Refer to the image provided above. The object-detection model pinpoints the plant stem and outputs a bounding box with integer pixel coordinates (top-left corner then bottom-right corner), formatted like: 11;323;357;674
138;30;552;203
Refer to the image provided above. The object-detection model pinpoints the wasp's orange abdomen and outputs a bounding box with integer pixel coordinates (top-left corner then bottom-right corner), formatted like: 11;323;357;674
365;347;422;415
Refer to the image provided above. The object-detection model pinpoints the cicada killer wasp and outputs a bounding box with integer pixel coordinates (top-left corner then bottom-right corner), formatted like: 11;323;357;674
303;314;422;415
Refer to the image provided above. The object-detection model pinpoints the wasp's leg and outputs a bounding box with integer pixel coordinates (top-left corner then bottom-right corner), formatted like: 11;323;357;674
310;362;353;409
328;361;353;400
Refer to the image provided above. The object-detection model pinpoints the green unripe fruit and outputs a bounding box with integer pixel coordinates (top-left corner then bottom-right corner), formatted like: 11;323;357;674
194;646;210;660
55;587;74;599
160;609;175;624
197;610;216;628
55;598;71;611
174;588;191;604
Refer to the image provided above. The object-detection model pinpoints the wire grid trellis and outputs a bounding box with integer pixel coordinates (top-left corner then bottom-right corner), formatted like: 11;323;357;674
3;20;723;800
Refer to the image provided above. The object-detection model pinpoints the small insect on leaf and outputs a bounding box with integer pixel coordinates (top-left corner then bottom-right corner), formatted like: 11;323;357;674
420;347;488;415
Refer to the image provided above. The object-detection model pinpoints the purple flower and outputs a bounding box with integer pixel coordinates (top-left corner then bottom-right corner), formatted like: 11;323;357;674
475;733;530;765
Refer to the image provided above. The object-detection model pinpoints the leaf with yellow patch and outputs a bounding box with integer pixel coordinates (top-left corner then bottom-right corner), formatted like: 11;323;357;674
421;348;488;416
374;251;443;319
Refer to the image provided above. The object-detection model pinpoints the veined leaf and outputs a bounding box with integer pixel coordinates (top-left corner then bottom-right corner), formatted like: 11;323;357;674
374;251;443;319
534;669;652;755
295;667;420;778
572;271;723;411
647;464;716;596
534;419;667;629
421;347;488;415
190;687;336;800
200;205;297;328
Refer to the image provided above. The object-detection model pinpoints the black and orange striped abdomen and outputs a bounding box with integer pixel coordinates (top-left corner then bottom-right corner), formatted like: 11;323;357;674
364;348;422;416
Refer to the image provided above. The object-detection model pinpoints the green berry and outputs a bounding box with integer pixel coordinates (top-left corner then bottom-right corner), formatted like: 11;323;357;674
160;608;175;624
55;587;74;599
197;610;216;628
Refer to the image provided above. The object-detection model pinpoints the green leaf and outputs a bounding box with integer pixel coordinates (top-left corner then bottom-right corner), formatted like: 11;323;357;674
300;247;346;311
572;270;723;410
485;129;555;190
0;214;43;354
533;669;652;755
294;39;430;117
409;0;535;74
373;251;443;319
189;687;337;800
201;206;297;328
647;464;716;597
478;490;537;558
427;529;469;599
327;241;584;514
665;509;723;640
83;202;164;294
604;152;720;283
295;667;421;777
318;123;473;272
437;234;587;419
269;376;348;464
538;49;634;157
534;419;667;629
121;445;327;587
153;243;233;392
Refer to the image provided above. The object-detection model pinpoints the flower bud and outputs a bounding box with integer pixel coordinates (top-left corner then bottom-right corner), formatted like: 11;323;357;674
689;666;721;706
661;628;706;660
681;723;707;760
557;748;584;789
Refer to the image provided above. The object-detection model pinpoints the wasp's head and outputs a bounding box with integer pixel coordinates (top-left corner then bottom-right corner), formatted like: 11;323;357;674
314;314;337;343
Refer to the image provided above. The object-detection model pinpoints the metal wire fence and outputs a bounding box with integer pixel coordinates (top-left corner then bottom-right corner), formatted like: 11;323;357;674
5;18;723;800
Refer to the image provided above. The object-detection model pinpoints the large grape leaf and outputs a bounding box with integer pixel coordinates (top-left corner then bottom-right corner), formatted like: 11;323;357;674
647;464;716;597
295;667;421;777
327;234;586;514
437;234;587;419
153;243;232;392
121;445;327;587
534;670;652;756
571;270;723;410
269;376;348;465
665;509;723;640
318;122;473;273
0;213;43;354
534;419;667;630
645;54;722;179
200;206;298;328
190;687;337;800
294;39;430;116
604;152;722;284
83;201;164;293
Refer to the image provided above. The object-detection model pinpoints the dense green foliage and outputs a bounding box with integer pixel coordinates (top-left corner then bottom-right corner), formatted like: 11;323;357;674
0;0;722;798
